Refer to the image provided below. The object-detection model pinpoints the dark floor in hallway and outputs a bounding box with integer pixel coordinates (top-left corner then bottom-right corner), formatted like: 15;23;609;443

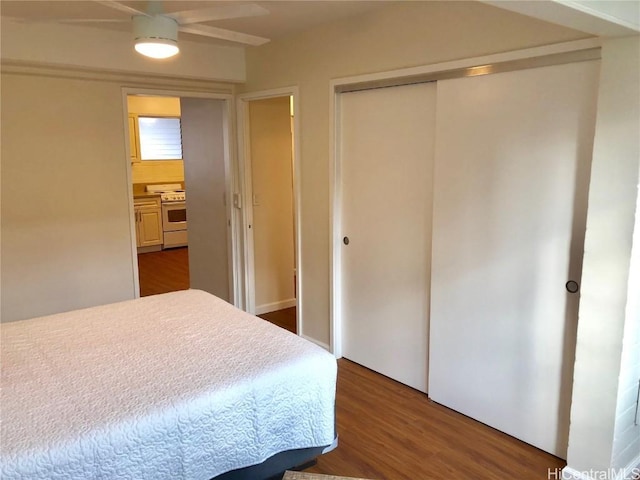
258;307;297;334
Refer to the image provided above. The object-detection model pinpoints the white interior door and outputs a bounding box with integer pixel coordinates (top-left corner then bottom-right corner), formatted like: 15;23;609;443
340;82;436;393
429;61;599;457
181;98;231;302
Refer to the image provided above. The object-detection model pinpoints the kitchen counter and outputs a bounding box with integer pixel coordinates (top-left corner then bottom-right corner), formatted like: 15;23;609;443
132;182;184;199
133;192;161;199
132;183;162;199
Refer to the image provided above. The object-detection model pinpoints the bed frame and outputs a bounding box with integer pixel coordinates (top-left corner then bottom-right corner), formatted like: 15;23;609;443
213;443;336;480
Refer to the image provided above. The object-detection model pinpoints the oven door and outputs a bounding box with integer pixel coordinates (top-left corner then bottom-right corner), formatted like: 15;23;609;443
162;201;187;232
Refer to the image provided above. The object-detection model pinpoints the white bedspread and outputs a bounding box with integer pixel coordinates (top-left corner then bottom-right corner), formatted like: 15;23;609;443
1;290;337;480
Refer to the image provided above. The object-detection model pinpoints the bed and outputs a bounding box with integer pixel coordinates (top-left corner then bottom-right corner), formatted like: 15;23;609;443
1;289;337;480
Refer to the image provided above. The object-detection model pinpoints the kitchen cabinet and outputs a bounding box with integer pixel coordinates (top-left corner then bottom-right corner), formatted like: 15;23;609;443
128;114;140;163
134;197;162;249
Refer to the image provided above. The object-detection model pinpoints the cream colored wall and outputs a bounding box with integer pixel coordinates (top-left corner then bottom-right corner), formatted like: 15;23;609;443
566;35;640;476
127;96;184;185
0;17;245;83
242;0;590;344
248;97;295;312
1;73;136;322
130;161;184;185
127;96;181;116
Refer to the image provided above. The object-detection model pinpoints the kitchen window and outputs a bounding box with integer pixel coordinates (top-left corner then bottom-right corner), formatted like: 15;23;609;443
138;116;183;160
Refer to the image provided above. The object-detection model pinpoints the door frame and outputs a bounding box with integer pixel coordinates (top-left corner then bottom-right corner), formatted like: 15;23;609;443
122;87;244;308
329;38;601;357
236;86;302;334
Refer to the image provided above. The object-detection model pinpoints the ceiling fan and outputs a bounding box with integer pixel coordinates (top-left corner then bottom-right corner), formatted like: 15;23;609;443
17;0;271;58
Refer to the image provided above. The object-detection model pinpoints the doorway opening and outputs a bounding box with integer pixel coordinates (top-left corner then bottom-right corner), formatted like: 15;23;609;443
127;95;189;297
238;89;300;335
124;89;239;305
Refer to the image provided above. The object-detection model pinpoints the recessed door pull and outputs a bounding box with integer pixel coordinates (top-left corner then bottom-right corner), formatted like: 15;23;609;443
343;237;349;245
565;280;579;293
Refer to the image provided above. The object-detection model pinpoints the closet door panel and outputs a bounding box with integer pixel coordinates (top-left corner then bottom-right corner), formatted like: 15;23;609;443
340;82;436;392
429;60;599;457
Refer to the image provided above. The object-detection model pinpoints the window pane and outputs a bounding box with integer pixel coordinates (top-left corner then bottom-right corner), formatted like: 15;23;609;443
138;117;183;160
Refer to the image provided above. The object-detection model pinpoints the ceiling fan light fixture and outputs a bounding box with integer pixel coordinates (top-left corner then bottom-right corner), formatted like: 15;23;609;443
135;39;179;59
133;14;180;59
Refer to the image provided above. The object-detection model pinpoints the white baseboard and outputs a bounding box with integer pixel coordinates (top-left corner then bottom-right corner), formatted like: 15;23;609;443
301;334;331;352
562;460;640;480
255;298;296;315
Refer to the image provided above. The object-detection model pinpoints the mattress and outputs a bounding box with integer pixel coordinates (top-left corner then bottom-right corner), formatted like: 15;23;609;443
1;290;337;480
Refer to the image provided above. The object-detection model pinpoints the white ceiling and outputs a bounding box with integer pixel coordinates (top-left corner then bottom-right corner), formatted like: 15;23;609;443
0;1;397;47
2;0;636;50
481;0;639;37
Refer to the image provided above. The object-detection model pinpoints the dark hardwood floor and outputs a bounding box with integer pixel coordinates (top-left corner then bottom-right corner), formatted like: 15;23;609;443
305;359;565;480
258;307;297;334
137;247;190;297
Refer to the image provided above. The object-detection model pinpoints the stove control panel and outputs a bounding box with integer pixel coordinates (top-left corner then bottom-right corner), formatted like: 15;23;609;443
161;192;186;202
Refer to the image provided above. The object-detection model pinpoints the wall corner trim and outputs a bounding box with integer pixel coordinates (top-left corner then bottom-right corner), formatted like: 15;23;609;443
301;334;331;353
255;299;297;316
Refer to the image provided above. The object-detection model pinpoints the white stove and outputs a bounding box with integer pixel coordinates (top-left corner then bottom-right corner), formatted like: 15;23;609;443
160;191;186;202
146;184;188;249
146;184;186;202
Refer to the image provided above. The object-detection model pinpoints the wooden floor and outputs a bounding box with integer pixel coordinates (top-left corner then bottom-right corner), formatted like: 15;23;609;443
137;247;190;297
258;307;297;334
305;359;565;480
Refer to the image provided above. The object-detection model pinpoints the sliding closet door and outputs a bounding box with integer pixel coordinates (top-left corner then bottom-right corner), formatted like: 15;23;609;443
429;61;599;457
340;82;436;392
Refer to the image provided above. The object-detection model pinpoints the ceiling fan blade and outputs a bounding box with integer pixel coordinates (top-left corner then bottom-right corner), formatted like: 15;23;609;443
1;16;129;24
94;1;148;17
170;3;269;25
179;24;269;46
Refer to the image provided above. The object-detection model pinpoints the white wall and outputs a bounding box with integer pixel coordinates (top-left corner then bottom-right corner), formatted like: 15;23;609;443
248;97;295;313
0;18;245;83
566;35;640;476
0;67;234;323
0;9;243;322
481;0;640;37
242;0;590;344
1;74;136;321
